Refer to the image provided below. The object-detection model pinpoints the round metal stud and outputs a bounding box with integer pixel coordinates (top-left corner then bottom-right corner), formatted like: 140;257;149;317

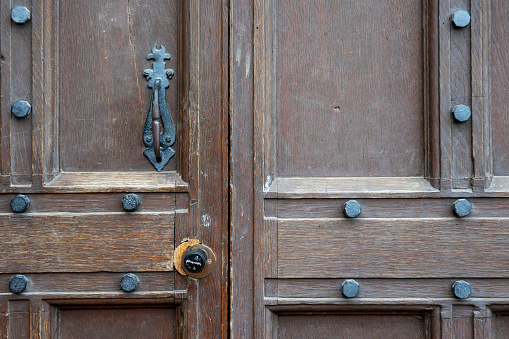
452;280;471;299
453;199;472;217
10;194;30;213
11;6;31;24
343;200;361;218
122;193;140;212
11;100;32;118
9;275;28;294
452;105;471;122
451;10;471;28
120;273;139;292
342;279;360;298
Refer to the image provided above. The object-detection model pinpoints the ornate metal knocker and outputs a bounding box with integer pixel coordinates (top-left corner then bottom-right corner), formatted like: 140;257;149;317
142;45;175;171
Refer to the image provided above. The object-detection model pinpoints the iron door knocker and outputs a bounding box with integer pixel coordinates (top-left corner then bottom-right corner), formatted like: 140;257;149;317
143;45;176;171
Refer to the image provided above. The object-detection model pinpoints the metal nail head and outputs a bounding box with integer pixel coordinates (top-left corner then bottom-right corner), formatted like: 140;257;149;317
122;193;140;212
11;6;31;24
11;100;32;118
452;280;471;299
342;279;360;298
121;273;139;292
343;200;361;218
10;194;30;213
452;105;471;122
453;199;472;217
9;275;28;294
452;10;471;28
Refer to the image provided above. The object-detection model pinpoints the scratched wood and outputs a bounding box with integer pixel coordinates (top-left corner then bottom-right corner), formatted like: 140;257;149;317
0;213;174;272
278;218;509;278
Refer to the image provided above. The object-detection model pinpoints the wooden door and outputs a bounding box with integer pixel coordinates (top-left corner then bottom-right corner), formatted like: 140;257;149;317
0;0;227;337
231;0;509;337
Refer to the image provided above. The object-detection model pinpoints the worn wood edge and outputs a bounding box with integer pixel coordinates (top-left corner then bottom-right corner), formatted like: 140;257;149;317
266;177;439;196
485;176;509;192
266;298;439;309
173;239;201;276
40;172;189;192
0;292;178;300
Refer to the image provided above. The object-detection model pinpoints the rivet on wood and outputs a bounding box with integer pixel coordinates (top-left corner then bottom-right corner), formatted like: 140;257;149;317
452;280;471;299
342;279;360;298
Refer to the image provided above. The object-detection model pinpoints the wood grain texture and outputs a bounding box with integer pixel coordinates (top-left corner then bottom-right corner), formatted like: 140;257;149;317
8;301;29;339
273;278;509;299
57;307;176;338
492;312;509;338
0;273;174;293
278;218;509;278
230;0;255;335
60;0;179;172
266;177;438;198
0;193;178;213
0;213;174;272
43;172;188;192
491;0;509;177
276;0;425;178
450;0;473;189
10;1;33;186
438;0;453;191
277;313;427;339
268;197;509;219
452;306;474;339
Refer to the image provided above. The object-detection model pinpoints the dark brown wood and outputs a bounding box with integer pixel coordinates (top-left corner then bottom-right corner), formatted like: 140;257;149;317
0;213;175;272
58;307;177;338
59;0;179;173
8;301;30;339
239;0;509;336
277;313;428;338
230;0;255;336
275;0;425;178
273;278;509;299
490;0;509;179
0;273;175;293
278;218;509;278
1;0;227;336
450;0;473;190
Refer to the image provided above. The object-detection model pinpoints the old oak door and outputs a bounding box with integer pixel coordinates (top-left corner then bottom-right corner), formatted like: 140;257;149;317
231;0;509;337
0;0;227;337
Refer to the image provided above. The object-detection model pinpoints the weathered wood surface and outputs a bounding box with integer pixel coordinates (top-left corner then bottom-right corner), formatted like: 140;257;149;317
58;307;176;338
275;0;425;178
60;0;179;173
278;218;509;278
0;213;175;272
278;313;427;339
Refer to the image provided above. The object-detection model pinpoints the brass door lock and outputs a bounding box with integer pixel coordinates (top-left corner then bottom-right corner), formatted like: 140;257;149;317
174;240;216;279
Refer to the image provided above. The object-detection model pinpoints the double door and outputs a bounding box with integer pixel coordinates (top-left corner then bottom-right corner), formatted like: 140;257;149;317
1;0;509;337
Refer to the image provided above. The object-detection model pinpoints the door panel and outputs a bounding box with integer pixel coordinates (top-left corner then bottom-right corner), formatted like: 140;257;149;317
59;0;179;172
276;0;425;178
231;0;509;337
277;313;429;339
0;0;227;337
57;307;176;338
